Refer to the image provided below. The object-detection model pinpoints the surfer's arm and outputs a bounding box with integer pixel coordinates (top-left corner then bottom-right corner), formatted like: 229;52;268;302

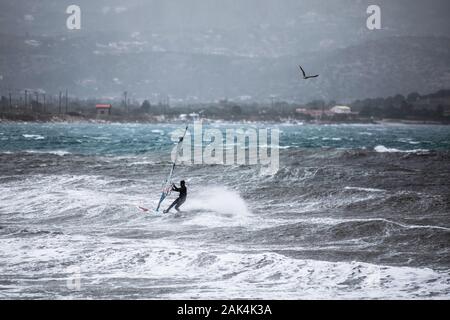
171;184;180;192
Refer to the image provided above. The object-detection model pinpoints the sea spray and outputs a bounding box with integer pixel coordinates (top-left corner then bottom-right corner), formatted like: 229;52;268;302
183;186;251;227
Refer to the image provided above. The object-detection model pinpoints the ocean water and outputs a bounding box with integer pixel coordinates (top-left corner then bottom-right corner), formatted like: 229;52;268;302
0;122;449;299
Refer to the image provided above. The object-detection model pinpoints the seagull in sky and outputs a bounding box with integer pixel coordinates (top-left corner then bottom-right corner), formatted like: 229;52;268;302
298;65;319;79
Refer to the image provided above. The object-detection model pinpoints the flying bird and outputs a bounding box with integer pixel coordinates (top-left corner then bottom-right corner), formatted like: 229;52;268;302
298;65;319;79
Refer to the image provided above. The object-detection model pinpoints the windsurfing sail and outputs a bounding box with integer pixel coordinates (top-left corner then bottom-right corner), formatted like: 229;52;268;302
156;125;189;212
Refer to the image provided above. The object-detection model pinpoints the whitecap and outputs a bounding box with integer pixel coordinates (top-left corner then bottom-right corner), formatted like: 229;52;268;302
25;150;71;156
374;145;429;154
345;187;385;193
397;138;421;145
22;134;45;140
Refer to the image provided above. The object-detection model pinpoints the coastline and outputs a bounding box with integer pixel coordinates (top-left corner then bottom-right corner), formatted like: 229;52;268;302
1;114;449;126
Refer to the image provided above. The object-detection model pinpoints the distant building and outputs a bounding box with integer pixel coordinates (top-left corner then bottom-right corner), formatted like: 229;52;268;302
96;104;112;116
330;105;351;114
443;107;450;117
189;113;200;120
295;108;332;117
295;108;306;113
179;113;199;121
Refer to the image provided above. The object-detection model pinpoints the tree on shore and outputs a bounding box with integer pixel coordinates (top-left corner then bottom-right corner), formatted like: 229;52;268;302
141;100;151;113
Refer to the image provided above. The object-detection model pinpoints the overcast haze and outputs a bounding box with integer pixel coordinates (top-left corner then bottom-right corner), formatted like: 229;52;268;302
1;0;450;103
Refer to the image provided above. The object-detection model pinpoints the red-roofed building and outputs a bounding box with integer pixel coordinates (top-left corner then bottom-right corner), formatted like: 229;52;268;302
96;104;112;116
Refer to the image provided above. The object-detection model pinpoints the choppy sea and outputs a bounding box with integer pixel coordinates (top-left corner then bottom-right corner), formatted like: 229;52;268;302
0;122;449;299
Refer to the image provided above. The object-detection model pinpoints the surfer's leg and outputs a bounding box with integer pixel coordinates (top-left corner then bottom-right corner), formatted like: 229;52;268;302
175;197;186;212
164;198;179;213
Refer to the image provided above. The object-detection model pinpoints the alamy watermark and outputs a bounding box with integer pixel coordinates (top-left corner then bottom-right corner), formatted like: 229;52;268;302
367;5;381;30
63;4;381;33
364;265;382;289
66;265;81;291
66;5;81;30
170;121;280;175
64;5;381;31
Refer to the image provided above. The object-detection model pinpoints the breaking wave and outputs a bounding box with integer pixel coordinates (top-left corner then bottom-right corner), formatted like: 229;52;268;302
1;123;450;299
374;145;429;154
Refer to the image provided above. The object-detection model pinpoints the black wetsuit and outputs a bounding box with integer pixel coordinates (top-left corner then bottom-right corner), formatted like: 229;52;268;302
165;184;187;212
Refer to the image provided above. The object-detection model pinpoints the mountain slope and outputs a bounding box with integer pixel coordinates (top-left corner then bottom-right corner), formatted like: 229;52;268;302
0;34;449;103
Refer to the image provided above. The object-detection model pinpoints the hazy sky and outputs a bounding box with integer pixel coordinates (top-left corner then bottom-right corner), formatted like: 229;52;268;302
2;0;450;39
1;1;450;102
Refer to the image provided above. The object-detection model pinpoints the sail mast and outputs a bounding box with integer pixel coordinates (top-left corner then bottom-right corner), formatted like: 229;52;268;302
156;125;188;212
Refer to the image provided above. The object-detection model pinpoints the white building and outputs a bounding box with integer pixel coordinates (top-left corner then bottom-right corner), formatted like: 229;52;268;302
189;113;200;121
330;105;351;114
